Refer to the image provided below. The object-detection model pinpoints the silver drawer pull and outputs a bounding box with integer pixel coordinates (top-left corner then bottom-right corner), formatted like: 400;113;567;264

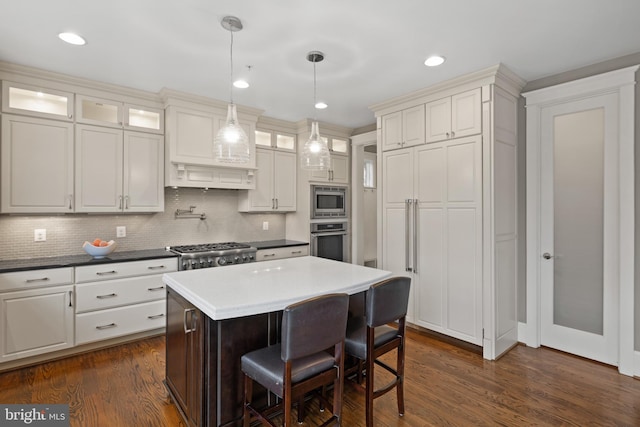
147;286;165;292
96;323;117;330
96;270;117;276
147;265;165;270
148;313;165;320
96;293;117;299
291;251;302;254
264;253;276;257
25;277;50;283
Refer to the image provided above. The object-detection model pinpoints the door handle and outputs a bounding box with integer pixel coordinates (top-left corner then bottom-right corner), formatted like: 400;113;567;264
413;198;418;274
543;252;553;260
405;199;412;272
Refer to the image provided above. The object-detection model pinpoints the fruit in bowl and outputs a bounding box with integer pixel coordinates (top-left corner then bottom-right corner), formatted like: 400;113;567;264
82;238;117;259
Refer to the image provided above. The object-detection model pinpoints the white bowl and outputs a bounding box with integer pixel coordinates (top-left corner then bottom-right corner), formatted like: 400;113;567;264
82;240;117;258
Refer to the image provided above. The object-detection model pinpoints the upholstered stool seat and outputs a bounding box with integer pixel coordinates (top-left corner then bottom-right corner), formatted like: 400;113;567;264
241;345;337;397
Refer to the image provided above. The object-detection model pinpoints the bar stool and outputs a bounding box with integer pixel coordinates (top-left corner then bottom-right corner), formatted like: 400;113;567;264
344;277;411;427
241;293;350;427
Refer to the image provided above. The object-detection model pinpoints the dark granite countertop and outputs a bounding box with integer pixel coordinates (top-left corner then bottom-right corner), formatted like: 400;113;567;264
0;248;177;274
245;239;309;250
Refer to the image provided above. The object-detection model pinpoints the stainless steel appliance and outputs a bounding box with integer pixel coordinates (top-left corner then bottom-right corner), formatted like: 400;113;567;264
169;242;257;270
310;221;348;262
311;185;347;218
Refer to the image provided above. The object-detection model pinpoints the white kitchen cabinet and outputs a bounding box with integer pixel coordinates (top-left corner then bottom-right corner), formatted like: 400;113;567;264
165;104;256;168
308;154;349;184
238;148;296;212
1;114;74;213
381;104;425;151
0;268;74;362
74;258;177;345
255;245;308;261
374;65;524;360
425;88;481;143
75;124;164;212
2;81;73;121
76;95;164;134
382;137;482;344
164;103;257;189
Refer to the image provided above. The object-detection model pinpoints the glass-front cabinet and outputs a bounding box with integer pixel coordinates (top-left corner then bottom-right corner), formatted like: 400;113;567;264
2;81;73;121
255;129;296;151
76;95;163;133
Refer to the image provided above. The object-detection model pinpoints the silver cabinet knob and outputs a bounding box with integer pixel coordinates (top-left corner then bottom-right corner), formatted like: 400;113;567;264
543;253;553;259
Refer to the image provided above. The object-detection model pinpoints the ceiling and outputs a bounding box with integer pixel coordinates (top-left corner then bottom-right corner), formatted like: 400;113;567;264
2;0;640;129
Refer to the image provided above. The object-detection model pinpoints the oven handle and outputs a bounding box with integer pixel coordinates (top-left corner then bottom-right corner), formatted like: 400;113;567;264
310;231;347;237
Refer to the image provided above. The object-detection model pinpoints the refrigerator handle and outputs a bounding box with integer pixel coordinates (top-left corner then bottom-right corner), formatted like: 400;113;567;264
413;198;418;274
405;199;412;272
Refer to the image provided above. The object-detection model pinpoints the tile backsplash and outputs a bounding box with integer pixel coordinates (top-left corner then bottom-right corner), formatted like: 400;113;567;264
0;187;287;260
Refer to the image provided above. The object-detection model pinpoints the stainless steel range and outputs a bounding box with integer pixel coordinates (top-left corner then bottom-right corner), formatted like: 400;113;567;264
169;242;257;270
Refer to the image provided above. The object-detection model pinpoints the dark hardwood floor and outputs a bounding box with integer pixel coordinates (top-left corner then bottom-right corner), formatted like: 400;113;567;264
1;329;639;426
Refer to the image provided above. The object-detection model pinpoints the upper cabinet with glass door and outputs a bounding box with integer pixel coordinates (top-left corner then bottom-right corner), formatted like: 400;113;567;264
2;81;74;121
76;95;163;134
255;129;296;151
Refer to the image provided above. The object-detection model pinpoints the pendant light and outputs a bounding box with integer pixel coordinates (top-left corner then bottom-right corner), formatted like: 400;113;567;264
214;16;250;163
300;51;331;170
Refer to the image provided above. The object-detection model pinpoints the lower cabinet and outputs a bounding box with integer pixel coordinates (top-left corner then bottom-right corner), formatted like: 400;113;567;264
165;288;204;427
75;258;177;345
255;245;308;261
0;284;74;362
0;267;75;362
165;287;276;427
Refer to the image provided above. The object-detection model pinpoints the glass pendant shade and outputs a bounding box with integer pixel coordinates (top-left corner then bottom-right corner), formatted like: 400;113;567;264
301;121;331;170
214;103;250;163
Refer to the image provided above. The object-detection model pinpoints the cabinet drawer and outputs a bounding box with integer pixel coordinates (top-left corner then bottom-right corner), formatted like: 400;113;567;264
256;246;308;261
75;258;177;283
75;300;165;345
0;268;73;292
75;275;166;313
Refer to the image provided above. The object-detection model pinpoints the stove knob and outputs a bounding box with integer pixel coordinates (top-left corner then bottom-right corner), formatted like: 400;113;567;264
234;256;242;264
218;257;227;266
190;260;198;269
207;258;214;266
182;261;189;270
242;255;249;262
199;259;206;267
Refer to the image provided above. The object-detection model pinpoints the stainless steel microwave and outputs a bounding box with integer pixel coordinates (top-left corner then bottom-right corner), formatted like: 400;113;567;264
311;185;347;218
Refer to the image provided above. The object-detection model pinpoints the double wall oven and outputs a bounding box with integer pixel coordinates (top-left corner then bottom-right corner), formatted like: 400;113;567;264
310;185;349;262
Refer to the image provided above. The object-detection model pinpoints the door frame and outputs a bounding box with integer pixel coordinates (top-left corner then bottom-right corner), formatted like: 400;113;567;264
523;65;638;376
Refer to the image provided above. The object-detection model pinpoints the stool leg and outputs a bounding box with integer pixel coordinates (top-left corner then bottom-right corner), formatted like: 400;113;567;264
397;342;405;416
243;374;253;427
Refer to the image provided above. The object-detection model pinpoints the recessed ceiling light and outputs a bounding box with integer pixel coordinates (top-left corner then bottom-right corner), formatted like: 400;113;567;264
315;101;328;109
233;79;249;89
58;32;86;46
424;55;445;67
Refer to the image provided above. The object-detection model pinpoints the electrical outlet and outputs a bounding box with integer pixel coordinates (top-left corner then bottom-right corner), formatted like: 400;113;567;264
262;221;269;231
116;226;126;238
34;229;46;242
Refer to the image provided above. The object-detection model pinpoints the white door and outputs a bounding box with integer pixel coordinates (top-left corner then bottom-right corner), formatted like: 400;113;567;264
539;93;618;365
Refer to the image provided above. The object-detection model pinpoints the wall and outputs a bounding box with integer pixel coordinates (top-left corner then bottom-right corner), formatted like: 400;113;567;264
0;187;286;260
520;51;640;351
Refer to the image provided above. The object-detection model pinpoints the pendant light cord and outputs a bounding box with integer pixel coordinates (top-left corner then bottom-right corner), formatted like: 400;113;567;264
313;60;317;121
229;29;234;104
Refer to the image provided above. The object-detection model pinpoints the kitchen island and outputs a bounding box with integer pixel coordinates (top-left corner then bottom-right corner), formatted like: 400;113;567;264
162;256;391;427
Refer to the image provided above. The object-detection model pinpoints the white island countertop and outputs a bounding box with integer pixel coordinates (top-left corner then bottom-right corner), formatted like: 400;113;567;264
162;256;392;320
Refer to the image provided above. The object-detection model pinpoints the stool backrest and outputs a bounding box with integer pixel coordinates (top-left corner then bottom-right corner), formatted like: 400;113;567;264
366;277;411;327
281;293;349;361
